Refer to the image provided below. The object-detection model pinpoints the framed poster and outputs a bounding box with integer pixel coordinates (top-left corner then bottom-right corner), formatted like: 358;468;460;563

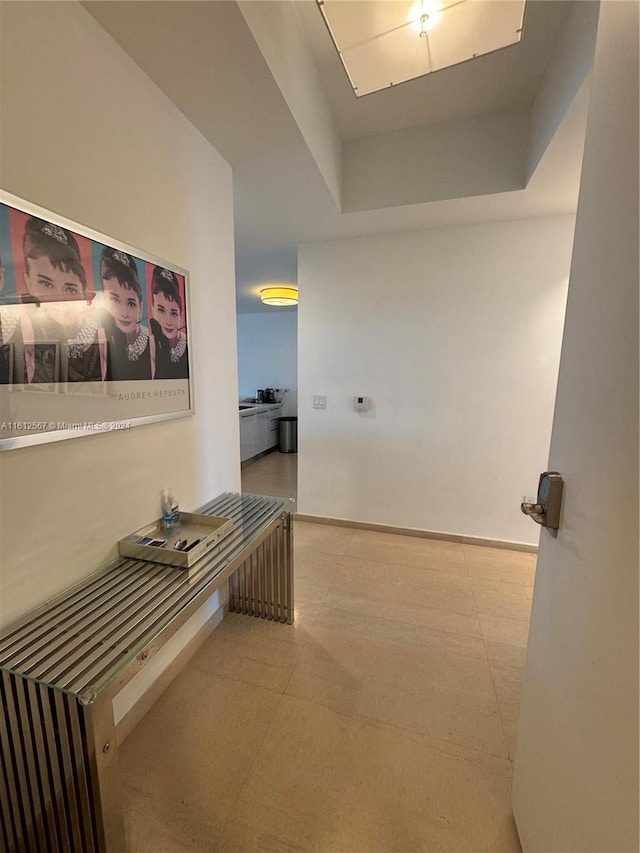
0;190;193;450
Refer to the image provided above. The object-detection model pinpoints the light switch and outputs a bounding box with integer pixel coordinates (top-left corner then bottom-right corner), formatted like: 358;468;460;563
313;395;327;409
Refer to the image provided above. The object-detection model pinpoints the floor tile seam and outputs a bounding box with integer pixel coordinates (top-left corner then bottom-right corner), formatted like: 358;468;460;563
308;606;492;666
496;698;521;715
489;661;526;684
478;610;531;629
314;601;486;645
122;786;224;851
327;575;478;621
294;569;346;584
289;655;505;706
294;546;352;561
228;650;304;673
484;647;527;670
496;700;520;763
312;552;349;611
468;577;537;593
462;544;512;760
341;551;471;579
294;549;346;567
279;561;345;695
280;640;308;698
217;625;313;650
221;805;314;853
305;631;488;668
473;584;531;612
332;570;476;599
281;690;513;772
470;596;536;618
214;633;308;653
189;637;305;666
280;629;318;652
467;560;536;575
477;622;530;650
473;604;536;624
470;572;536;590
485;667;512;759
217;627;308;646
470;553;514;762
185;663;294;697
214;687;290;846
289;665;498;719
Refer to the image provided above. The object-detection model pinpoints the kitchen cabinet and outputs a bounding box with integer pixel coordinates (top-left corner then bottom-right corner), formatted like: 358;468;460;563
267;406;282;447
240;411;258;462
239;403;283;463
256;410;270;455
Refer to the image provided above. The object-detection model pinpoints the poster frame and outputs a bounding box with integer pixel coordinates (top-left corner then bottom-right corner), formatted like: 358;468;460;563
0;189;195;451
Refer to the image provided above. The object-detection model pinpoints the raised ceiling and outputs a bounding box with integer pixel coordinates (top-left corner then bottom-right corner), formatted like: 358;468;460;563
85;1;593;313
297;0;572;137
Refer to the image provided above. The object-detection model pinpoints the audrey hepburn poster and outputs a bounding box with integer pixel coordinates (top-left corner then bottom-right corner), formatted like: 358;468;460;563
0;190;193;449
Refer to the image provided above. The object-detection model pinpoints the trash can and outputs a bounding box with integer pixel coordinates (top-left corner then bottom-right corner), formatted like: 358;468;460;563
279;416;297;453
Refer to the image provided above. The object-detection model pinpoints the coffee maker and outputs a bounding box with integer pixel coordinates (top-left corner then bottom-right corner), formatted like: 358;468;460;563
264;388;276;403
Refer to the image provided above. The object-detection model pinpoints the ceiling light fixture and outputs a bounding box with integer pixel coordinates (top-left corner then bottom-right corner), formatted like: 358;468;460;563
317;0;526;97
410;0;442;37
260;286;299;306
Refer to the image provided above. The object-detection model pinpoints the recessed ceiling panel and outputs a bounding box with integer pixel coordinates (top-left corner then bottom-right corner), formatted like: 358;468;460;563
342;21;434;95
317;1;416;51
318;0;526;97
428;0;525;73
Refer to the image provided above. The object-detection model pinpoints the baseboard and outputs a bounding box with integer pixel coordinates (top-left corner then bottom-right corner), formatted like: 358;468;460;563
115;602;226;745
293;513;538;554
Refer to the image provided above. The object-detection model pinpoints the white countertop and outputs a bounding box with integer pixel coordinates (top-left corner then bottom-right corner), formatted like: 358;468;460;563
239;402;283;416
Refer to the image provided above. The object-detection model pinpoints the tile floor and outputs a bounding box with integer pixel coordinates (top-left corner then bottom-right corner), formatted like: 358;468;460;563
119;452;535;852
241;450;298;500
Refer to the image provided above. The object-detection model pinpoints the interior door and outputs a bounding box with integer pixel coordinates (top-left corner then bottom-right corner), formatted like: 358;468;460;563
512;3;639;851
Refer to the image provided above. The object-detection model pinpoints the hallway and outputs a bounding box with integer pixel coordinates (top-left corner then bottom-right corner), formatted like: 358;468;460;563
119;452;534;851
241;450;298;501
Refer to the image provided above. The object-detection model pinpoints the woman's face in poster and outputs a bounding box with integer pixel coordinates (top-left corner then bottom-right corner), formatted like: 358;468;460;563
152;292;181;341
23;255;85;324
102;278;142;334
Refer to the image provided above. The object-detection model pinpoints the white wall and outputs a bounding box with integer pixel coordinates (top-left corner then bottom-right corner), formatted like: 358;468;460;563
526;1;598;181
298;216;575;545
238;0;342;208
513;2;639;849
0;1;239;672
343;107;529;212
237;311;298;415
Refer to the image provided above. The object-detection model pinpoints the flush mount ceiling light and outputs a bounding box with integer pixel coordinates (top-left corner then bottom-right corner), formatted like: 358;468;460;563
317;0;526;97
260;286;299;306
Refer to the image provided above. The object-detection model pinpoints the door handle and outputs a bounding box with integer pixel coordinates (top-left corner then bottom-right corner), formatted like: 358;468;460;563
521;472;564;530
